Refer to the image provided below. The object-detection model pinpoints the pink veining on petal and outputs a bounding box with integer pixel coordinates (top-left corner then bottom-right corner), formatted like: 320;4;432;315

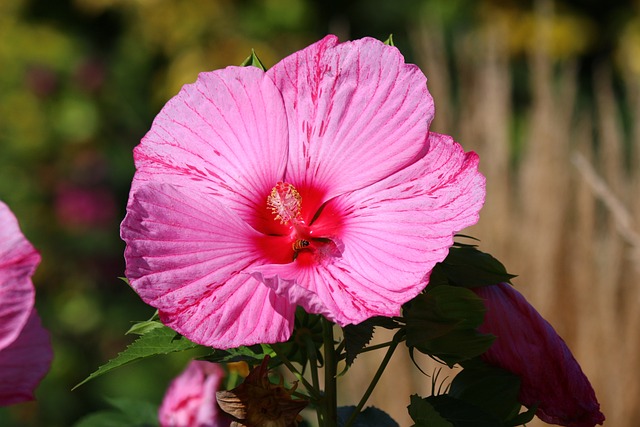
253;133;485;325
0;202;40;351
123;35;486;348
121;183;295;349
159;360;230;427
268;35;434;203
132;65;289;234
473;283;605;427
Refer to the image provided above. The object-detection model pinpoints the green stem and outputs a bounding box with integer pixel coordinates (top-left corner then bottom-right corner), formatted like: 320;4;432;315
304;335;325;427
271;344;320;401
344;337;399;427
322;318;338;427
336;339;399;361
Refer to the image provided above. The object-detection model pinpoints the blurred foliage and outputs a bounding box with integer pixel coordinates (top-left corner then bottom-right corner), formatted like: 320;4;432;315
0;0;636;425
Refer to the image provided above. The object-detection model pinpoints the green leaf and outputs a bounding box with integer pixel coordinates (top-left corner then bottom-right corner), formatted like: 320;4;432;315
126;320;164;336
276;308;324;370
506;405;537;426
105;397;159;423
73;397;159;427
435;245;516;288
404;286;494;366
342;316;400;366
73;411;134;427
126;311;161;335
337;406;399;427
408;395;454;427
383;34;395;46
201;344;267;364
422;395;504;427
240;49;267;71
73;326;202;389
449;363;522;422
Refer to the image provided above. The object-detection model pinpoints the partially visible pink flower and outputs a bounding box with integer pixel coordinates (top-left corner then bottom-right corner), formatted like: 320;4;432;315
121;35;485;349
159;360;230;427
473;283;605;427
0;201;52;406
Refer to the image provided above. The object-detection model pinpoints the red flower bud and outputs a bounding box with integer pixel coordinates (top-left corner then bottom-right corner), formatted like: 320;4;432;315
473;283;604;427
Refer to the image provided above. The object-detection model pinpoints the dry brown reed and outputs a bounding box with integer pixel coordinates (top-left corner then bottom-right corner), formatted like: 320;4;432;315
337;6;639;426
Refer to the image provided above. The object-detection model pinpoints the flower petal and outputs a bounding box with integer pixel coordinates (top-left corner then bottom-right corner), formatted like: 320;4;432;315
253;133;485;325
159;360;228;427
132;65;288;231
0;309;53;406
474;283;605;427
268;35;433;201
0;201;39;351
121;183;295;349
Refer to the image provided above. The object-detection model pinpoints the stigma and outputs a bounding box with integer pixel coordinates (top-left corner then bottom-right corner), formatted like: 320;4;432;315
267;182;302;225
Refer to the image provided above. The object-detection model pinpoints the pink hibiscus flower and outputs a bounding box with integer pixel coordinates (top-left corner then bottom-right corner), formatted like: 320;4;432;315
121;35;485;349
159;360;230;427
0;201;52;406
473;283;605;427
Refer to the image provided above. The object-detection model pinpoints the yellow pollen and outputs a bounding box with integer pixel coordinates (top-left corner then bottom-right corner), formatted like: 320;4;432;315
267;182;302;224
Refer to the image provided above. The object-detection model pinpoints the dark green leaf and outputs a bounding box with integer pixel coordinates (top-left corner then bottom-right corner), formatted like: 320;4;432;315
449;363;522;422
73;326;202;389
273;308;324;370
506;405;537;426
404;286;494;365
343;321;374;366
105;397;159;424
337;406;399;427
240;49;267;71
73;397;159;427
201;344;267;364
73;411;134;427
435;245;516;288
408;395;453;427
424;395;504;427
342;316;398;366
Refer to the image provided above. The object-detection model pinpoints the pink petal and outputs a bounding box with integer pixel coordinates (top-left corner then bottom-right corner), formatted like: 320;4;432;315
121;183;295;349
159;360;229;427
473;283;605;427
253;133;485;325
268;35;434;202
0;309;53;406
0;201;39;351
132;65;288;232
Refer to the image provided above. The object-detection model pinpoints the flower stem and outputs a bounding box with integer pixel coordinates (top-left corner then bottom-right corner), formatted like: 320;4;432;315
344;334;400;427
271;344;320;400
304;334;325;427
322;318;338;427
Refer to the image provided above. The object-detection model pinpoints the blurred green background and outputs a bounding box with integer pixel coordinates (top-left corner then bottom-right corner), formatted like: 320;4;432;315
1;0;638;425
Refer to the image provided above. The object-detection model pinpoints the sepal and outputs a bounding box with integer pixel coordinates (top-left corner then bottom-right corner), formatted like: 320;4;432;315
240;49;267;71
